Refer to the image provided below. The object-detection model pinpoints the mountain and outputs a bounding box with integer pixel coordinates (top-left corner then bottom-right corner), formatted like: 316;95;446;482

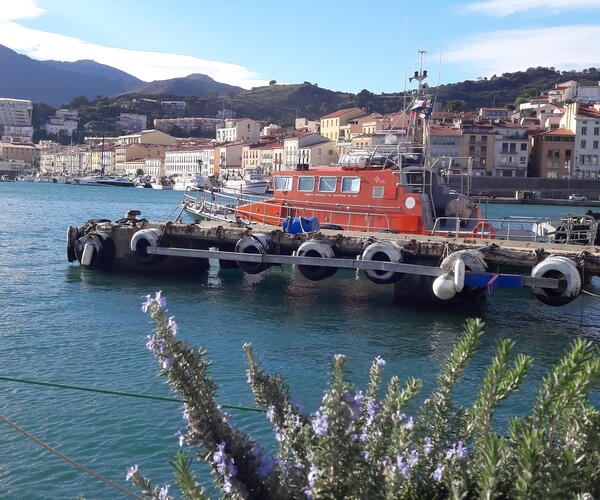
0;44;143;105
42;59;142;90
131;73;243;96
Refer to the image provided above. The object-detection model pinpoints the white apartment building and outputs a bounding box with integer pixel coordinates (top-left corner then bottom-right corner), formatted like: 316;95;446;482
283;133;331;170
43;147;88;174
45;109;79;136
143;158;164;177
215;143;244;178
124;159;146;177
91;149;115;173
0;97;33;142
425;126;462;170
216;118;262;143
164;148;215;177
117;113;148;133
118;129;176;146
561;103;600;178
577;82;600;103
492;124;529;177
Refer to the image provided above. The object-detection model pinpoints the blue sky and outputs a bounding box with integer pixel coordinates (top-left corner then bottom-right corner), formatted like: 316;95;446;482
1;0;600;93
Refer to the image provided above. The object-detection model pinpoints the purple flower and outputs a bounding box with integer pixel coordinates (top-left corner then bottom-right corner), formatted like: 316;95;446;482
223;477;233;493
157;484;170;500
155;290;166;308
345;391;363;419
145;335;154;351
294;399;305;413
311;411;328;436
246;371;252;384
182;404;190;423
266;405;274;420
213;442;226;465
258;456;276;478
349;432;358;442
374;356;387;367
446;441;468;460
407;449;419;468
162;351;174;370
308;465;318;486
391;411;405;422
404;416;414;430
242;342;251;351
423;437;433;455
125;464;138;481
176;431;185;447
141;295;152;313
278;459;292;477
274;429;284;442
224;412;233;425
366;400;379;426
167;316;178;335
360;450;370;461
228;458;238;477
395;456;410;478
251;443;263;458
433;463;444;482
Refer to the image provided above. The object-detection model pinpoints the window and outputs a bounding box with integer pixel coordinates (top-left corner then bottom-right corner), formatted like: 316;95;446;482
594;127;599;136
582;126;588;135
341;177;361;193
372;186;384;198
520;156;526;163
594;141;599;149
297;176;315;192
581;140;587;149
318;176;337;192
481;136;487;143
501;142;508;152
521;143;527;151
469;135;476;143
274;176;293;191
509;143;516;153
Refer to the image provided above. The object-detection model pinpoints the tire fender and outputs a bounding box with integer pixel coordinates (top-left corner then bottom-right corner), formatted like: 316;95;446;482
74;232;113;269
66;225;80;262
130;228;163;265
235;233;272;274
360;241;403;284
441;250;487;299
531;256;581;306
296;240;337;281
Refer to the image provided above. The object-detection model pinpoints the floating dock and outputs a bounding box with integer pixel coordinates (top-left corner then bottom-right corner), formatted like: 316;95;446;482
66;211;600;307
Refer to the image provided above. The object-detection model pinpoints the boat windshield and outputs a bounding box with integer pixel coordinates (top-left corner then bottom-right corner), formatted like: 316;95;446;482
274;176;293;191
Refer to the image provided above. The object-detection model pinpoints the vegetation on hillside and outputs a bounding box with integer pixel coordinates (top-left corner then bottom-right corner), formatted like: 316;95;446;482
127;292;600;499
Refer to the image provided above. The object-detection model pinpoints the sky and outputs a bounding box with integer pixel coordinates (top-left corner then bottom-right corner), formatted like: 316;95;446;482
1;0;600;93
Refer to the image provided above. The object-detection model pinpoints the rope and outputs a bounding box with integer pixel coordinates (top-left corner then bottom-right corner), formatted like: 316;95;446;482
0;414;144;500
581;289;600;299
0;375;263;413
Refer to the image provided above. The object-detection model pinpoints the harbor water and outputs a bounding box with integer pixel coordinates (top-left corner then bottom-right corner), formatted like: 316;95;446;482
1;182;599;499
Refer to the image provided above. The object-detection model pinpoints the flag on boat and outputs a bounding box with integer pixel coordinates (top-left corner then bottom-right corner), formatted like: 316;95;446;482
411;98;434;119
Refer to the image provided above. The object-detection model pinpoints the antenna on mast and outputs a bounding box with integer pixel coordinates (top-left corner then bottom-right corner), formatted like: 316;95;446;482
410;50;428;97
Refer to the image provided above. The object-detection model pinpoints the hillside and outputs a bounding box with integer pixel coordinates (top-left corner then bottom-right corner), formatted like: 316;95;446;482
42;59;142;90
131;73;242;97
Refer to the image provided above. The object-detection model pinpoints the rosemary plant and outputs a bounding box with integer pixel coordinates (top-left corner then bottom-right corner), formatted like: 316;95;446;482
127;292;599;500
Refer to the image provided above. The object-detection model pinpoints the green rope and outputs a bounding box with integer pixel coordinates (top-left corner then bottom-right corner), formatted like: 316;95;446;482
0;375;263;413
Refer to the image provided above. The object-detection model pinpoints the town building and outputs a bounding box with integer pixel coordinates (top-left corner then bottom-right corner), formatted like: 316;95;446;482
577;82;600;103
283;133;336;170
479;108;510;120
161;101;187;116
0;142;39;168
214;142;244;178
115;144;170;172
117;129;176;147
457;119;496;175
154;117;224;135
547;81;578;104
560;103;600;178
44;109;79;136
320;108;366;141
529;129;575;178
216;118;262;143
124;159;146;177
91;148;115;173
117;113;148;133
164;147;215;177
425;126;462;170
143;157;164;178
295;117;320;133
492;124;529;177
0;97;33;142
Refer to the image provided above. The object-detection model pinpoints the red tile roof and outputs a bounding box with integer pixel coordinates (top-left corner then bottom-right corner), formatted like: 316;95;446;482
544;128;574;136
320;107;364;119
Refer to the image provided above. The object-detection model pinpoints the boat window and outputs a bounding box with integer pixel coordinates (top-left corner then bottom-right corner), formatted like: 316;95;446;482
341;177;361;193
318;176;337;192
297;176;315;192
372;186;384;199
274;176;293;191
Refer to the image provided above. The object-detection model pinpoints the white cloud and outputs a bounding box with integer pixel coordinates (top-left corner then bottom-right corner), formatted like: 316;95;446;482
0;1;267;88
461;0;600;16
444;25;600;76
0;0;46;20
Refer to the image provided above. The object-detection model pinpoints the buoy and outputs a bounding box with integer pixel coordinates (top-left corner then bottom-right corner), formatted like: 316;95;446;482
296;240;337;281
360;241;404;284
453;258;465;292
441;250;487;299
531;255;581;306
432;273;457;300
235;233;272;274
473;221;496;238
74;232;113;269
66;226;80;263
130;228;164;265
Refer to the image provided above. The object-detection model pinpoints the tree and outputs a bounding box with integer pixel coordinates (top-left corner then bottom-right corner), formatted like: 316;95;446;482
446;100;466;112
168;125;185;138
269;80;277;86
135;168;144;177
69;95;89;108
354;89;374;109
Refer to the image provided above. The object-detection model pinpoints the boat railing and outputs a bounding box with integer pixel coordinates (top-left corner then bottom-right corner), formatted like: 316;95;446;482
181;189;394;232
431;215;598;244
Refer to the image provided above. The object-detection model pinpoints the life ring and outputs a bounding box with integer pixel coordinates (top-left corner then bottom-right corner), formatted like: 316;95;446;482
473;221;495;239
441;250;487;300
74;232;114;269
235;233;272;274
531;256;581;306
296;240;337;281
130;228;164;265
360;241;404;284
66;226;80;263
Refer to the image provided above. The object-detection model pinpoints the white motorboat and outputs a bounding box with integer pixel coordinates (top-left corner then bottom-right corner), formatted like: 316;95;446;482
151;178;173;190
221;169;268;195
172;174;210;191
75;175;134;187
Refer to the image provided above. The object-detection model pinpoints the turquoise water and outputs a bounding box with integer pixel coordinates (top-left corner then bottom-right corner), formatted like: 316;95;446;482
1;182;599;499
